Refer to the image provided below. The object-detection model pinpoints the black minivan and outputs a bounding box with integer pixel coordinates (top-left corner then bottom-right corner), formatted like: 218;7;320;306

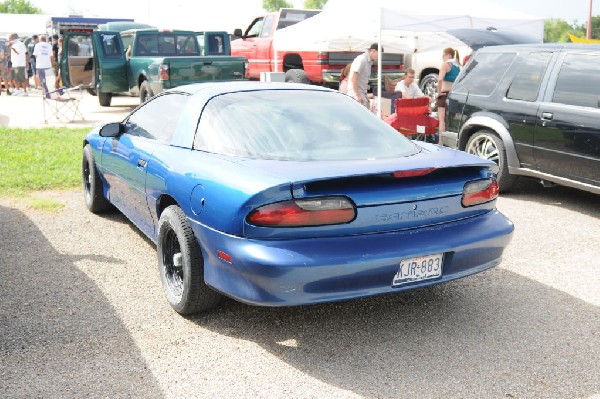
441;43;600;195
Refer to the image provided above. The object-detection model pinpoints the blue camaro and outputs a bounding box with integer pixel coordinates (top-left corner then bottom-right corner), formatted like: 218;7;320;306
82;81;513;315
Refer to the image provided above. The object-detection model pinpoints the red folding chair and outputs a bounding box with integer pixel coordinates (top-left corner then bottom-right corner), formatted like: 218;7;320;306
385;97;439;142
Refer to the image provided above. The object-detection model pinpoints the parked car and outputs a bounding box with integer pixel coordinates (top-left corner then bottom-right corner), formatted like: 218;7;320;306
82;81;513;315
442;43;600;194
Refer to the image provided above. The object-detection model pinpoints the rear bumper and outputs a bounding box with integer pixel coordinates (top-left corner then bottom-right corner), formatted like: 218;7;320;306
191;210;513;306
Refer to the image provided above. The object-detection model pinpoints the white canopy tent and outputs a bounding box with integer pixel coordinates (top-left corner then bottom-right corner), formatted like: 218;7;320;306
272;0;544;114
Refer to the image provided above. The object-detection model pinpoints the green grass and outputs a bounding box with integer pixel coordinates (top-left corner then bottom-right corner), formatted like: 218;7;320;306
0;127;88;196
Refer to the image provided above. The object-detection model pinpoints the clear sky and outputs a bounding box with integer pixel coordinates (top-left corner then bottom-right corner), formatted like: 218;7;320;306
30;0;599;31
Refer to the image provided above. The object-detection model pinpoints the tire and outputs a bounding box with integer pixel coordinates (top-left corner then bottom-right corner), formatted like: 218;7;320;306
419;73;439;110
82;144;111;213
98;91;112;107
465;129;519;192
140;80;153;104
157;206;223;315
285;69;310;84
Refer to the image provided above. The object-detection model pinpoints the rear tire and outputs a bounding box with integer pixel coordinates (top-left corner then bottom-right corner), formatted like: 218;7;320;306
465;130;519;192
285;69;310;84
82;144;111;213
98;91;112;107
140;81;153;104
157;206;223;315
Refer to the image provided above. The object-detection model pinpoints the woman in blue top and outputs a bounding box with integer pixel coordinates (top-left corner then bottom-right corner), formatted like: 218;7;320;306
436;47;461;139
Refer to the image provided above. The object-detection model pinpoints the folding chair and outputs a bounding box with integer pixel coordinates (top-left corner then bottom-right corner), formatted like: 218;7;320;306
384;97;439;143
40;69;84;123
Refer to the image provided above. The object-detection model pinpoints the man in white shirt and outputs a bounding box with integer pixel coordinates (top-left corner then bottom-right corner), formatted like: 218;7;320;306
8;33;28;95
33;35;55;98
394;68;425;99
347;43;381;107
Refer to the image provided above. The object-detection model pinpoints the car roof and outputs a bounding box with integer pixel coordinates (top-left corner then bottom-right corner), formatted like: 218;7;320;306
170;81;336;96
476;42;600;53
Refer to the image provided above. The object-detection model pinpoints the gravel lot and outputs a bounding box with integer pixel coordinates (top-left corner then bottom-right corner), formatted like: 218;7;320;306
1;178;599;398
0;91;598;398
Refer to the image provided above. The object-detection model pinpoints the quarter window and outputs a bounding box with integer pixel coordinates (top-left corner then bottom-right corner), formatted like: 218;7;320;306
506;52;552;102
452;52;516;96
552;54;600;108
125;93;190;142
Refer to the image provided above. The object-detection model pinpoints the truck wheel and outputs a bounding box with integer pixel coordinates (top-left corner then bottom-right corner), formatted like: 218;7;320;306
419;73;438;109
465;129;519;192
157;205;223;315
140;81;153;104
98;91;112;107
285;69;310;84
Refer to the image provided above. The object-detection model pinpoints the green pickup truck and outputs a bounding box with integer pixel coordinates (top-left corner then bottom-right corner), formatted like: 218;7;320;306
60;29;247;106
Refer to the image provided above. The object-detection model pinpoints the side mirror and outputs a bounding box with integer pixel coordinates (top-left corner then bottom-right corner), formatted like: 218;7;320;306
99;122;123;137
233;28;243;38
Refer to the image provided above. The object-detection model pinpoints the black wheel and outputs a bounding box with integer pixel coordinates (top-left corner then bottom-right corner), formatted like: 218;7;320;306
98;91;112;107
82;144;111;213
157;206;222;315
140;81;153;104
285;69;310;84
465;129;519;192
419;73;439;110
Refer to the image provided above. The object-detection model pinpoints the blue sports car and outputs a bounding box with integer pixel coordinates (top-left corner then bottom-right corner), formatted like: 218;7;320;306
82;81;513;315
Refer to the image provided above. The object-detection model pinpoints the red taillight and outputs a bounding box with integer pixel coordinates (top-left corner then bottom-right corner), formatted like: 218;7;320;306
393;168;437;178
246;197;356;227
159;64;169;81
462;178;499;207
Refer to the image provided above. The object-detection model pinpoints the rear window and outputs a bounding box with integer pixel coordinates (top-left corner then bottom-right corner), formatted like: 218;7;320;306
135;33;199;56
194;90;417;161
552;53;600;108
452;52;516;96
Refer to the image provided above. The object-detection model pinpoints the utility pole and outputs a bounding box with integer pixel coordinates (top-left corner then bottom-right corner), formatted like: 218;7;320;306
587;0;593;39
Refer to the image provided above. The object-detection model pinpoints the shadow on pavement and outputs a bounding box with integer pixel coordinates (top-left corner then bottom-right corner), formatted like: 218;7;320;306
195;270;600;398
0;205;164;398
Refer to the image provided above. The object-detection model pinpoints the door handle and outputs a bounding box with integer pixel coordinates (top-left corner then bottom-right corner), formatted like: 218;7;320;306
203;60;213;65
137;159;147;168
541;112;553;121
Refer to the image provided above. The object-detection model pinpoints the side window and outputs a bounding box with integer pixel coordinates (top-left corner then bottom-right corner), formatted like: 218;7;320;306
552;54;600;108
98;33;122;58
125;93;191;142
260;15;276;38
206;33;226;55
246;18;264;37
506;52;552;102
452;52;516;96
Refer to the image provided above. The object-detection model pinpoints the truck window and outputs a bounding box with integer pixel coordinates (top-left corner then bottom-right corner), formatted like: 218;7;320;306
506;52;552;102
246;18;264;38
276;9;320;29
99;33;123;58
552;54;600;108
260;15;276;38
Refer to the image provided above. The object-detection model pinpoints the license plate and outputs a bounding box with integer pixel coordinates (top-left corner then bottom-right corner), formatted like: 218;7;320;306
392;253;444;286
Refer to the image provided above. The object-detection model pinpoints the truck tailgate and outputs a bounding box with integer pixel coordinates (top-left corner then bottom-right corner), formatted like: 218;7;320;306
162;56;247;88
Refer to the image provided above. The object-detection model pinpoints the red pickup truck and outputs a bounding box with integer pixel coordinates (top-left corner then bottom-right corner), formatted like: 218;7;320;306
231;8;403;88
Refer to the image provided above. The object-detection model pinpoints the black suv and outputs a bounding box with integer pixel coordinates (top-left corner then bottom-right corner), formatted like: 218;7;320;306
441;43;600;195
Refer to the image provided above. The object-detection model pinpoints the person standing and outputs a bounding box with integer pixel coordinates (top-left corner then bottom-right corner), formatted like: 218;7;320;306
436;47;461;137
33;35;54;98
28;35;40;89
0;39;11;95
347;43;381;107
8;33;28;96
